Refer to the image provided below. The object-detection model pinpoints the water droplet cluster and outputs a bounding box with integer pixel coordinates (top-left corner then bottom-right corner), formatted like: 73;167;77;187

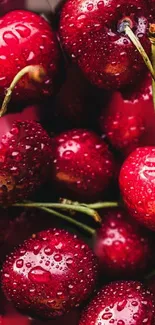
0;10;61;101
52;129;114;200
79;281;155;325
0;120;52;204
2;228;98;318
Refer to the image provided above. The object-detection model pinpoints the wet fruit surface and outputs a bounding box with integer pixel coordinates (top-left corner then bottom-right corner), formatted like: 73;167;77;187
79;281;155;325
60;0;150;89
94;208;151;278
2;228;98;319
51;129;114;200
0;120;52;204
119;147;155;231
99;74;155;155
0;10;60;101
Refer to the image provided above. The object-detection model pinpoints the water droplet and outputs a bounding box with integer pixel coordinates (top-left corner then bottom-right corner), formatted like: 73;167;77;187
44;246;52;256
54;253;62;262
27;51;35;61
16;259;24;268
132;300;138;306
26;262;32;268
3;31;19;45
87;3;93;10
33;244;41;255
123;38;129;45
0;55;6;60
15;24;31;38
66;257;73;266
28;266;51;284
117;321;125;325
133;313;139;320
63;150;73;159
97;0;104;8
4;273;10;278
19;249;26;256
102;312;113;320
117;300;127;311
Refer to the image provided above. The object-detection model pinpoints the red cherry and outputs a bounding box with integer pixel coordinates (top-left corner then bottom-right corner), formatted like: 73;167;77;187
79;281;155;325
99;74;155;156
119;147;155;230
0;10;60;101
2;228;98;319
94;208;152;278
0;116;52;204
51;129;114;201
59;0;150;89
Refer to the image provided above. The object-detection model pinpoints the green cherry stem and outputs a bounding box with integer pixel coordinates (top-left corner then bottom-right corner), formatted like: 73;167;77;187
83;201;119;209
13;201;101;223
124;25;155;81
38;206;95;235
60;198;119;210
0;65;46;117
149;24;155;109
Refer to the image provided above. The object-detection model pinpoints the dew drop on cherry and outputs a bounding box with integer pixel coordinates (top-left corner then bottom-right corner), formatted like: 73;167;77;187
28;266;51;284
16;259;24;268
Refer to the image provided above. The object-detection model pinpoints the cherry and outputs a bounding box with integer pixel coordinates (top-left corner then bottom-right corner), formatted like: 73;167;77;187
99;74;155;156
79;280;155;325
59;0;150;89
119;147;155;231
2;228;98;319
0;10;60;102
94;207;152;278
0;117;52;204
51;129;114;201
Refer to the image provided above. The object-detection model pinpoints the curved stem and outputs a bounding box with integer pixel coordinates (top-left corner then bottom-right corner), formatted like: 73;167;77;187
60;198;119;209
0;65;46;117
85;201;119;209
149;24;155;110
124;25;155;81
38;206;95;235
13;202;101;223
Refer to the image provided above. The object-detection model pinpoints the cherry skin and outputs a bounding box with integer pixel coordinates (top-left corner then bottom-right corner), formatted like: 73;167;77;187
51;129;114;201
99;74;155;156
0;10;61;101
2;228;98;319
119;147;155;231
79;281;155;325
59;0;150;89
94;207;152;278
0;115;52;204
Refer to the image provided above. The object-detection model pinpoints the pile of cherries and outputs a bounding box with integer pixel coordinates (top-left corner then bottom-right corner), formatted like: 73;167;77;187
0;0;155;324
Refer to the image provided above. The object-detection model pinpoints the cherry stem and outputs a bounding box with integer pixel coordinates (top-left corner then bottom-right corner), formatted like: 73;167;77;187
60;198;119;209
149;24;155;110
81;202;118;209
0;65;46;117
124;25;155;81
38;206;95;235
13;201;102;223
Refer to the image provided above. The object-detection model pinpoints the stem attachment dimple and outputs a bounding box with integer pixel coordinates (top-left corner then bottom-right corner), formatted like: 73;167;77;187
149;24;155;110
0;65;46;118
